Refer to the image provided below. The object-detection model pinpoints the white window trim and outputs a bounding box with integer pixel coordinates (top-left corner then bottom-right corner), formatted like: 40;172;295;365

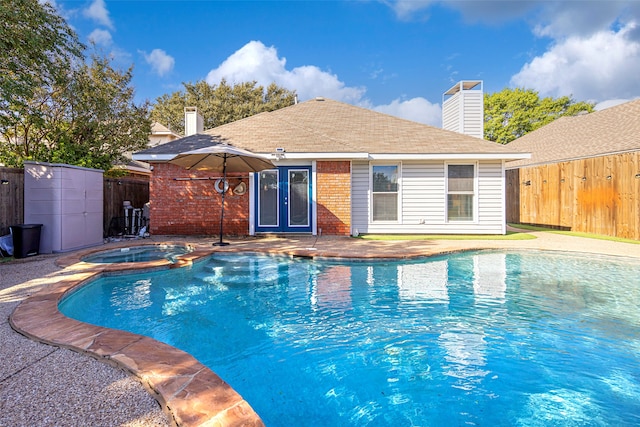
445;162;478;223
257;169;280;228
369;162;402;223
286;168;311;229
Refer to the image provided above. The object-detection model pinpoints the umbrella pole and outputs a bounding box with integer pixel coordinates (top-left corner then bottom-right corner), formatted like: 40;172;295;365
214;155;229;246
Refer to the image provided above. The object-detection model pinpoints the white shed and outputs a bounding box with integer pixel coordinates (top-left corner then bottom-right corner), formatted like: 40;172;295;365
24;162;103;253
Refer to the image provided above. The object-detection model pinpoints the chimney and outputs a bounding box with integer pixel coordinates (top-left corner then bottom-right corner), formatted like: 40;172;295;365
442;80;484;139
184;107;204;136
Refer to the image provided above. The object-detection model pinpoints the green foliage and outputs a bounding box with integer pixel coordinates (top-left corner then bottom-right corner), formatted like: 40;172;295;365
104;168;131;178
0;52;151;169
0;2;150;170
484;88;595;144
55;54;151;169
0;0;84;129
151;79;296;134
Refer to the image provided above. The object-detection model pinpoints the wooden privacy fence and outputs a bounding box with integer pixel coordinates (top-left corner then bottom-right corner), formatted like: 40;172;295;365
506;151;640;240
103;177;150;236
0;168;25;236
0;167;149;237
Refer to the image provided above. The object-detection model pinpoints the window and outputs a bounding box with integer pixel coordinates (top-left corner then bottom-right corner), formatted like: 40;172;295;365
447;164;475;221
372;165;399;221
258;170;278;227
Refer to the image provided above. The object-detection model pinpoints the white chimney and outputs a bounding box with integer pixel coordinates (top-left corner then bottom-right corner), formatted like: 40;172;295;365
184;107;204;136
442;80;484;139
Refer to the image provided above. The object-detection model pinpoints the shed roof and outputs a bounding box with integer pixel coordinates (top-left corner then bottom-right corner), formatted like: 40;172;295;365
135;98;527;162
506;98;640;169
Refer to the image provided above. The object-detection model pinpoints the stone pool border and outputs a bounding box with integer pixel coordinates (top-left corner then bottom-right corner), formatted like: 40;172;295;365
10;241;267;427
9;235;640;426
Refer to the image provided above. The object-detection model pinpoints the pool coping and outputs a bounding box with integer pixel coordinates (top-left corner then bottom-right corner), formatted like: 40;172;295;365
9;235;640;426
10;241;267;427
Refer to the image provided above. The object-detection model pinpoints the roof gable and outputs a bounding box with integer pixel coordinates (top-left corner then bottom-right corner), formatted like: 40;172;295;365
507;99;640;168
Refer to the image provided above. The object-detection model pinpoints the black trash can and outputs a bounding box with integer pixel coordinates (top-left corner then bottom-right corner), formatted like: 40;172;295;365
10;224;43;259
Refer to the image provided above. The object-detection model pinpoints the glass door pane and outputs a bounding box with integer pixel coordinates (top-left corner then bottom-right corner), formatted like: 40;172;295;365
258;170;278;227
288;170;309;227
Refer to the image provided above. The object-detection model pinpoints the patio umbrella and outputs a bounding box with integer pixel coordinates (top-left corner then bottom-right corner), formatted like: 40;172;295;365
169;143;275;245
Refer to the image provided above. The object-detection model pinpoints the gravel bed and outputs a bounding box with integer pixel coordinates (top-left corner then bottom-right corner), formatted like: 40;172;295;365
0;254;171;427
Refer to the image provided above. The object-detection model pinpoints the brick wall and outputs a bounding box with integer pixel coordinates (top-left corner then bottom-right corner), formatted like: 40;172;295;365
150;161;353;236
149;163;249;236
316;161;352;235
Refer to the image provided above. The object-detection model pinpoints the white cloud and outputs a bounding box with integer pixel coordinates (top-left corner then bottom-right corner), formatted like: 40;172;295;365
83;0;113;29
206;41;442;125
143;49;175;77
88;28;112;46
206;41;365;104
533;1;640;38
388;1;638;30
511;22;640;102
385;1;640;105
371;98;441;126
386;0;434;20
387;0;539;23
594;98;637;110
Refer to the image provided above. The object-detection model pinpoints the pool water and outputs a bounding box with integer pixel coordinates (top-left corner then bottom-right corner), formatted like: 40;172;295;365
80;245;191;263
60;251;640;426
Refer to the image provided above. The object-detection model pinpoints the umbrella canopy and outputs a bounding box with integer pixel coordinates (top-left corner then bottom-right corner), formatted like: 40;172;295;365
169;143;275;245
169;143;275;173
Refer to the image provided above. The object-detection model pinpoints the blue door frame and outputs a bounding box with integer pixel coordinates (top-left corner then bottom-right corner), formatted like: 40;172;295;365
254;166;313;233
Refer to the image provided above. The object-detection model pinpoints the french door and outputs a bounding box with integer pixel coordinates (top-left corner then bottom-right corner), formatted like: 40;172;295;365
255;166;312;233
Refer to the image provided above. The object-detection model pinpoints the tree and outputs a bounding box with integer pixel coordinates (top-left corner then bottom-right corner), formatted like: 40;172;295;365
49;54;152;169
151;79;296;135
0;1;150;169
0;0;84;130
484;88;595;144
0;53;151;169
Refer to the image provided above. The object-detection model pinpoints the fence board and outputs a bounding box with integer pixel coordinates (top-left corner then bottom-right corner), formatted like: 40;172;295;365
507;151;640;240
0;168;25;236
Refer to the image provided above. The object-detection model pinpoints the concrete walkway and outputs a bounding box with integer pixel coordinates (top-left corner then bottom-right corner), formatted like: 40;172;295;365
1;230;638;426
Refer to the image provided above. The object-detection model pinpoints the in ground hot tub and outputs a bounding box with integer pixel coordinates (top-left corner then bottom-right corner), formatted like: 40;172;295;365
81;244;193;264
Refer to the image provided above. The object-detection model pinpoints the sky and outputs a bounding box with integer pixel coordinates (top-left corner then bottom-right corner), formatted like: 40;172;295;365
54;0;640;127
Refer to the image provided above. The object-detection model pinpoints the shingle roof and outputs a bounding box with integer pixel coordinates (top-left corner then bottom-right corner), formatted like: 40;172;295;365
506;99;640;168
138;133;227;155
136;98;526;159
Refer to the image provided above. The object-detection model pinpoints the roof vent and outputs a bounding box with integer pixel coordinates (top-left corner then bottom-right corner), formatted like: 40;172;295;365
315;97;325;101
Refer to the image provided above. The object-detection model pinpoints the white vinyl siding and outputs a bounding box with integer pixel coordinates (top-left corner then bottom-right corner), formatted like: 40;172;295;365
461;92;484;138
351;160;506;235
401;162;444;225
476;160;505;231
351;161;370;235
441;92;461;134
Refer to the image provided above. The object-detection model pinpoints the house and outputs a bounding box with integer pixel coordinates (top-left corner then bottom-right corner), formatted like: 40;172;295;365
149;122;183;147
505;99;640;240
133;97;528;237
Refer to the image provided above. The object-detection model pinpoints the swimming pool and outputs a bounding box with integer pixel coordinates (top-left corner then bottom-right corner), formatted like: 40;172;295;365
80;244;192;264
60;250;640;426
